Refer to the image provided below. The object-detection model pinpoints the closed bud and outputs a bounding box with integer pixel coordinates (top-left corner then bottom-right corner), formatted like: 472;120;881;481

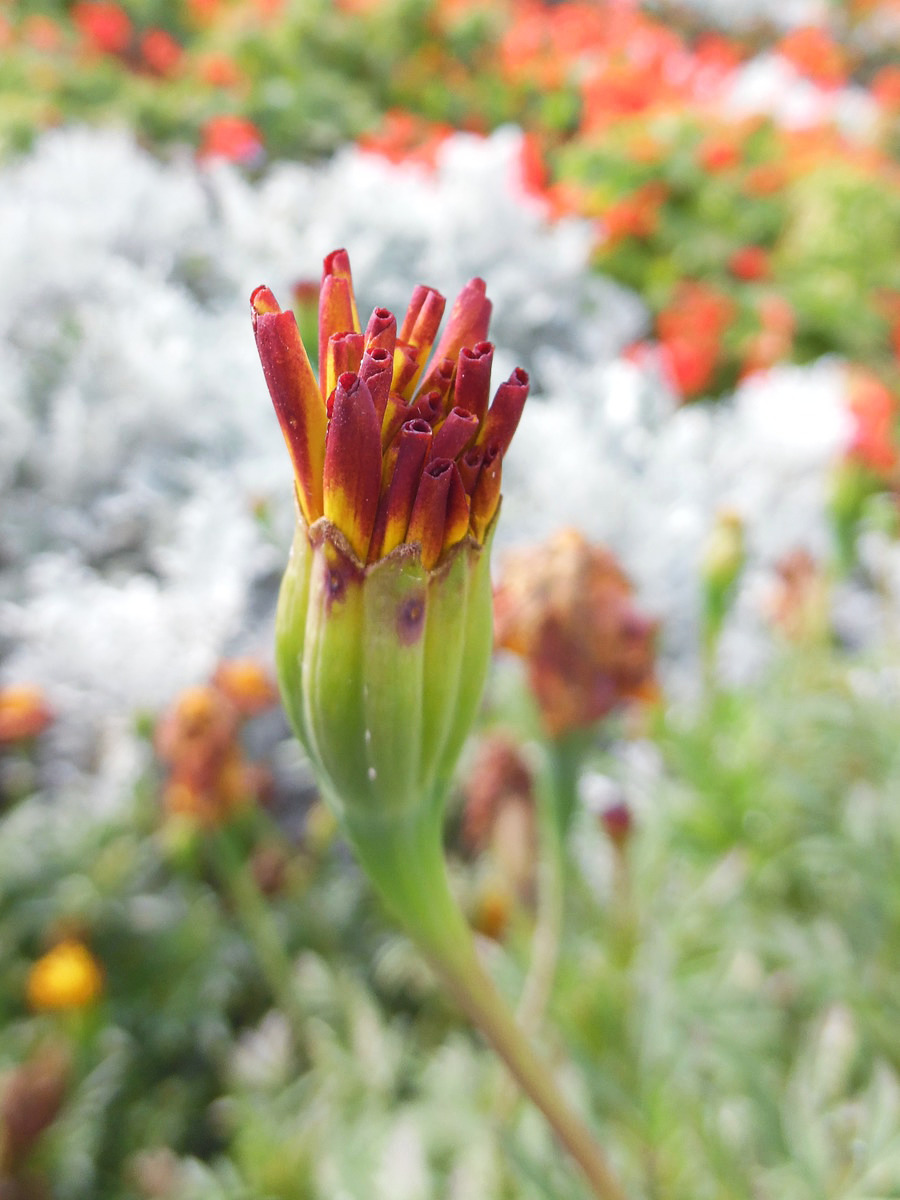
253;252;527;868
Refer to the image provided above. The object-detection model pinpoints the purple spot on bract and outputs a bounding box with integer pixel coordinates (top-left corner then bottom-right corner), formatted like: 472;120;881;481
397;593;426;644
326;566;348;609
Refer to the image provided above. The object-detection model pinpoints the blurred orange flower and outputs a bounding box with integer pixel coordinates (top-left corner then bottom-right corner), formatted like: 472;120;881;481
0;684;53;744
600;182;667;245
872;65;900;110
197;53;244;89
743;162;787;197
777;25;848;90
155;685;260;826
211;658;278;717
494;529;658;736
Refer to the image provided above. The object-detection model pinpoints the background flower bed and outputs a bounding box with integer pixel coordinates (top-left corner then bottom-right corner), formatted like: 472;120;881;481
3;1;900;1197
2;0;900;399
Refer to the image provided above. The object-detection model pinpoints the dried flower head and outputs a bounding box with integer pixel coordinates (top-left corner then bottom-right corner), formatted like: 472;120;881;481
494;529;658;736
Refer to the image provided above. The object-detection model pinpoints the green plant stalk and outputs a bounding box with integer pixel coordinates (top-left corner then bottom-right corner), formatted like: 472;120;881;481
495;737;573;1122
207;826;308;1053
345;805;630;1200
515;734;589;1030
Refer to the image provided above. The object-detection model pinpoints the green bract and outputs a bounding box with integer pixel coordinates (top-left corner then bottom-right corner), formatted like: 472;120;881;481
275;515;495;832
252;249;528;911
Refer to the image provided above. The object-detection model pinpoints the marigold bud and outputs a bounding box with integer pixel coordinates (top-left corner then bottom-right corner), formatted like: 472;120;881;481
253;251;528;843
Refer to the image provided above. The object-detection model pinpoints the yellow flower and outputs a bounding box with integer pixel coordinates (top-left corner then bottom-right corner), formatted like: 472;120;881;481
27;940;103;1012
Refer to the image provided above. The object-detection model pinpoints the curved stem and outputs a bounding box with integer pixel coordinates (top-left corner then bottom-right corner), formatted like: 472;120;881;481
347;810;629;1200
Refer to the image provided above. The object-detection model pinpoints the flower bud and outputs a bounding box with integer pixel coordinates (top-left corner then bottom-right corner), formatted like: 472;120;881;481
253;252;528;841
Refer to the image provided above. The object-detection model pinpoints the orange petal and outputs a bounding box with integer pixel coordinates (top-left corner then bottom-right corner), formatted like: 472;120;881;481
359;345;394;423
325;330;364;400
318;250;360;392
323;372;382;562
453;341;494;425
369;418;433;560
477;367;529;454
407;458;467;569
364;305;397;356
431;406;479;461
470;444;502;541
420;277;492;392
251;287;326;523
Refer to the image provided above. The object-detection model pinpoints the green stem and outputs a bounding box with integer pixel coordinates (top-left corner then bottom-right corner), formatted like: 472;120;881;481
496;740;570;1121
516;735;587;1032
515;786;564;1036
207;826;307;1052
347;809;629;1200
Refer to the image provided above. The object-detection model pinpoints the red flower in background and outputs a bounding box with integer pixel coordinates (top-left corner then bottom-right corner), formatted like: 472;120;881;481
846;369;897;475
72;1;132;55
697;132;741;173
198;115;265;165
777;25;848;89
518;131;549;198
140;29;183;77
662;338;718;397
729;245;772;281
657;281;735;398
358;110;454;170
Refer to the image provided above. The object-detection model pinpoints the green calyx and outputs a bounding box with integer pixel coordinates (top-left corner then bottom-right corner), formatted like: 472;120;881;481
275;513;496;835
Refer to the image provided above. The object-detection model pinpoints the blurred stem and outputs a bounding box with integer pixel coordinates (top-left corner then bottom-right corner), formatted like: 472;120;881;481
496;736;578;1119
207;825;307;1053
347;806;629;1200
